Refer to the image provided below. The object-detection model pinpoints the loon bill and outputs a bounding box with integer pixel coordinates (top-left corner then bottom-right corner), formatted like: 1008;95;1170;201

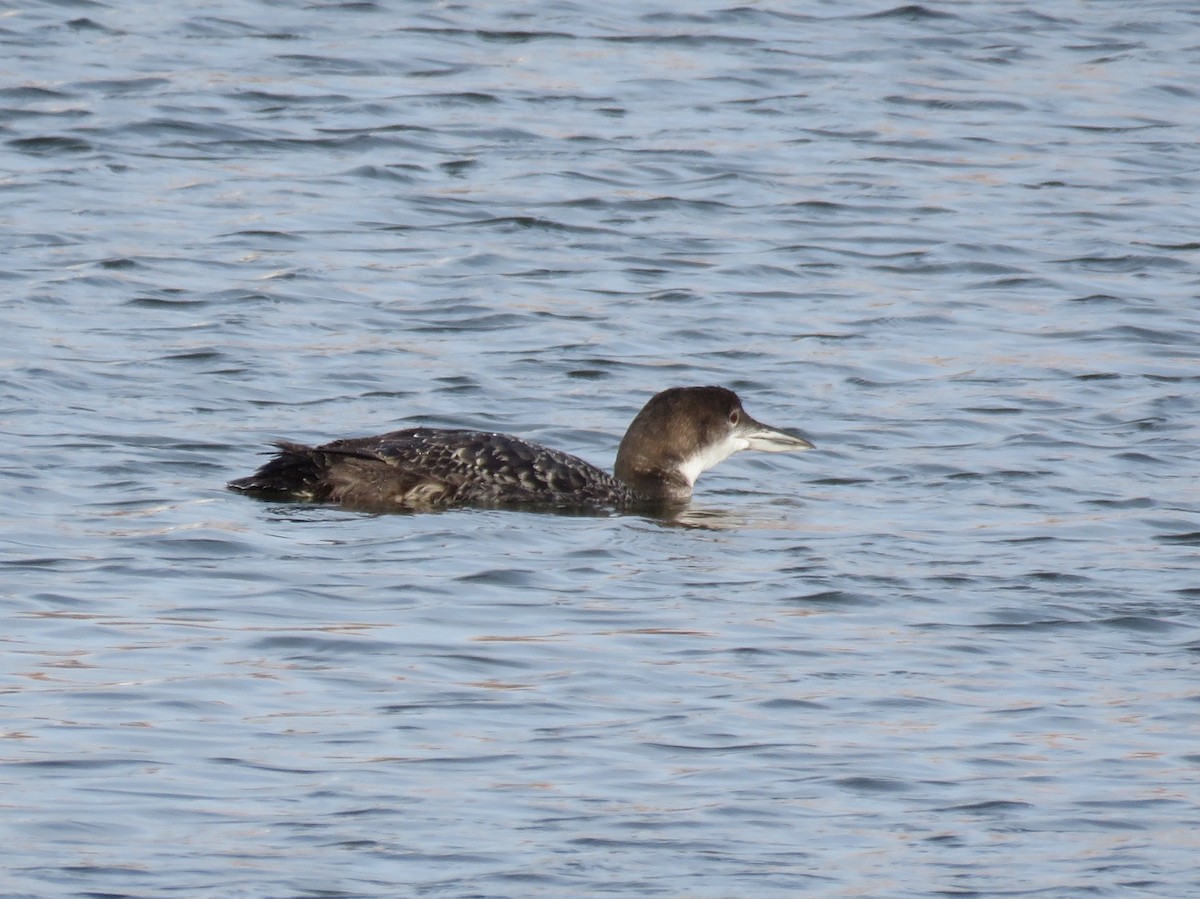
227;385;815;512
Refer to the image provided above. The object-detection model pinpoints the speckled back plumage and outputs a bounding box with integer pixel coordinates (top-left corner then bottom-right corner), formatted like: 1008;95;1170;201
229;427;637;512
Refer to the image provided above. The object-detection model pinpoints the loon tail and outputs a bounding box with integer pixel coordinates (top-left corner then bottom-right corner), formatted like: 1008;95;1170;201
227;441;330;500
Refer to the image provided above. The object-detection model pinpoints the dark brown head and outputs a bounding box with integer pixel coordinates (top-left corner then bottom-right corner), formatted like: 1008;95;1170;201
612;386;813;502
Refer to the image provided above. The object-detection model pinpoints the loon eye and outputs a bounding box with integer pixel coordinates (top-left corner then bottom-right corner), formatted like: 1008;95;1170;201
728;410;740;425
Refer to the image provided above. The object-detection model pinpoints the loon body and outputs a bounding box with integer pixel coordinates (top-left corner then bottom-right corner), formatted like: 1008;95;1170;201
228;386;814;513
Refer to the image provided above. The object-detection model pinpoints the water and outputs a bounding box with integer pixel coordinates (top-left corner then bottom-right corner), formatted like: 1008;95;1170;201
3;1;1199;896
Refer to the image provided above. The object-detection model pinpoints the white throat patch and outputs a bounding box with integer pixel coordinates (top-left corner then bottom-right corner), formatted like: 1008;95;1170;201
676;434;748;487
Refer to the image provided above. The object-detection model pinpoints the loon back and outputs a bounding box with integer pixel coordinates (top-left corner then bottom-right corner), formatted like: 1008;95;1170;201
227;427;636;512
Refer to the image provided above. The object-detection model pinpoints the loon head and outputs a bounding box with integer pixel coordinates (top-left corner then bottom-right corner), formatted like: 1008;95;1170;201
613;386;814;502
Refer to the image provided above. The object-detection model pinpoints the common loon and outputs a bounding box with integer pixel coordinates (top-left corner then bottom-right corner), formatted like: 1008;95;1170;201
227;385;814;513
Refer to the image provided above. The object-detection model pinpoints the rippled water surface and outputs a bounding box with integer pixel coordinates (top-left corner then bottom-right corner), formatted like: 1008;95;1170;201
4;1;1200;896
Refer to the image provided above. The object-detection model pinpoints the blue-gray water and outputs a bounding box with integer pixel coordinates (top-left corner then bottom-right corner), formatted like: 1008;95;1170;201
4;1;1200;896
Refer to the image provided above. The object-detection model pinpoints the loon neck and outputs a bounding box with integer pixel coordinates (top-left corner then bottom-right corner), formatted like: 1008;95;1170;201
612;456;694;503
